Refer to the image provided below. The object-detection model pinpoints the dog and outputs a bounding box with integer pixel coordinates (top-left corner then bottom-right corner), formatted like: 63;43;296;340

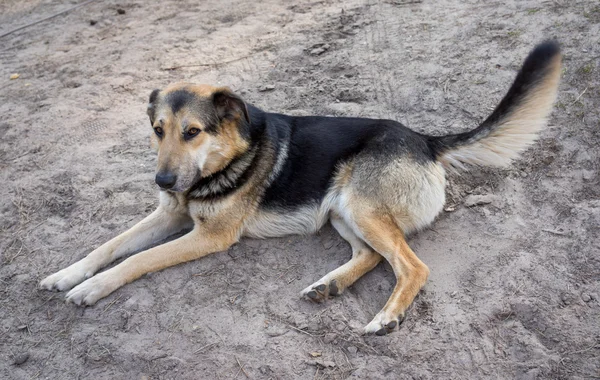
40;41;561;335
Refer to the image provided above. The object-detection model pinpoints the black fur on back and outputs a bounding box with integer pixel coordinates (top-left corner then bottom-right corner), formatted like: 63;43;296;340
251;109;436;210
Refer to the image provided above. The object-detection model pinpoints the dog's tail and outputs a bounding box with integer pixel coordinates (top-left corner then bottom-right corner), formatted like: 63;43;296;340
430;41;562;171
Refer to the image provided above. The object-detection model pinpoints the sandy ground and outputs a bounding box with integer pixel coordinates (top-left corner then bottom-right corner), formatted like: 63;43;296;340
1;0;599;379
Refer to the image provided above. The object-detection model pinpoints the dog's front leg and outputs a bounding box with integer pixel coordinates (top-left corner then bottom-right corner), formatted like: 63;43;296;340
40;192;192;291
64;226;238;306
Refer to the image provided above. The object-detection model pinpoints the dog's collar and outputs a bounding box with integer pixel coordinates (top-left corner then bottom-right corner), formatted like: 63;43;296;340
187;144;258;200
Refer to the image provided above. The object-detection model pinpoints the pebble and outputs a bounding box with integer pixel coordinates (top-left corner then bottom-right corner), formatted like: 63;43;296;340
347;346;358;355
295;323;308;330
309;44;330;56
464;194;497;207
258;85;275;92
13;352;29;366
310;359;336;368
581;293;591;302
323;333;336;344
79;175;93;183
310;47;326;55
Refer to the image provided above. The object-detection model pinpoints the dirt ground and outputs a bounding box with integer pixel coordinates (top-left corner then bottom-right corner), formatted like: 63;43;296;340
1;0;599;379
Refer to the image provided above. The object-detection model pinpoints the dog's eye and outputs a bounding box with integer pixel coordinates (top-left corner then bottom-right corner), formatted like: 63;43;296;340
154;127;164;137
185;128;201;138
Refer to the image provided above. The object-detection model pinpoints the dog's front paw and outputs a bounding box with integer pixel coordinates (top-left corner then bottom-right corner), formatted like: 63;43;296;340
39;261;93;292
301;279;339;302
65;272;121;306
363;311;405;336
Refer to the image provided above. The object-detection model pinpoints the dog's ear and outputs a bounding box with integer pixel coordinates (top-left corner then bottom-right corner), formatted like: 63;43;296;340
147;89;160;124
213;88;250;124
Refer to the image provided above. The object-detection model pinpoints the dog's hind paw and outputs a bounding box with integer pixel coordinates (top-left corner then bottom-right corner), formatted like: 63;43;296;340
363;311;405;336
39;262;92;292
301;279;339;302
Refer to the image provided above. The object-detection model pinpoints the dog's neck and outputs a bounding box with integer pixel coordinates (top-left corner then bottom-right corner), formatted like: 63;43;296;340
186;144;259;200
186;107;286;202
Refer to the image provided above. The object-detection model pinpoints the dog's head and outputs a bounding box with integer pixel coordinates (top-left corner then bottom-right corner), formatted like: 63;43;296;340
146;83;250;192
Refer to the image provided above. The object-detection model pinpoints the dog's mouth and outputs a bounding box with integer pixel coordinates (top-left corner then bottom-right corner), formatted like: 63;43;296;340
164;184;186;193
157;169;202;193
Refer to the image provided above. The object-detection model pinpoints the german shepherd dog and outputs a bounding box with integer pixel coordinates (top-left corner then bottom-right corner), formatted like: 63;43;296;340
40;41;561;335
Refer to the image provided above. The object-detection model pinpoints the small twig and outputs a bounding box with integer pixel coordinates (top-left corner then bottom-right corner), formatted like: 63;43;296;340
542;229;569;236
570;87;588;105
386;0;423;5
161;54;254;71
235;356;250;379
31;295;57;313
483;231;519;241
559;341;599;365
286;323;316;336
207;326;226;345
0;0;100;39
0;327;10;339
563;342;599;357
192;264;225;277
276;264;298;280
7;151;32;161
194;342;218;354
337;336;379;355
341;349;353;369
102;295;122;314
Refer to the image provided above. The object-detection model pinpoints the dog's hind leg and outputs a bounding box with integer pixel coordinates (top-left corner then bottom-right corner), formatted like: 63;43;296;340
301;214;382;302
352;212;430;336
40;192;192;292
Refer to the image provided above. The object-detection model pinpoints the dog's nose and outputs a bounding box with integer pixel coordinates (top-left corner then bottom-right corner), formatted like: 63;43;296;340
155;172;177;189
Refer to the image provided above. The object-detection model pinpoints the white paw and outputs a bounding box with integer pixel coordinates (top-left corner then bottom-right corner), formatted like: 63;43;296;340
363;311;405;336
300;278;339;302
39;261;93;291
65;272;120;306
